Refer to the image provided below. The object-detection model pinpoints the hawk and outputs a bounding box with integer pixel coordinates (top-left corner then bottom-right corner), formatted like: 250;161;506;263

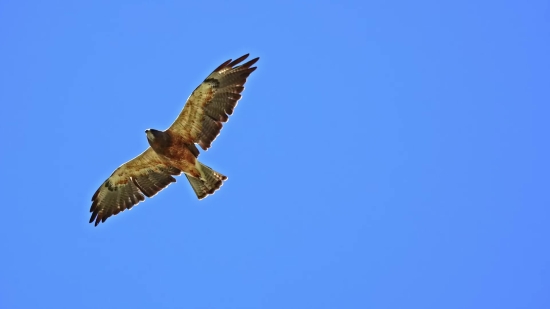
89;54;259;226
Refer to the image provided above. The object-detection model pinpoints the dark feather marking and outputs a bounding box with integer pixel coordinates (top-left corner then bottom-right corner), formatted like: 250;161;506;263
186;143;200;157
203;78;220;87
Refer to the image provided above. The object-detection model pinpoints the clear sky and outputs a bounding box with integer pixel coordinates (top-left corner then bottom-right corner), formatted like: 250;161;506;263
1;0;548;308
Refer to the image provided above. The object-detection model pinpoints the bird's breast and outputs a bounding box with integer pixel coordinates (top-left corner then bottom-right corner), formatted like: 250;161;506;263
154;142;198;176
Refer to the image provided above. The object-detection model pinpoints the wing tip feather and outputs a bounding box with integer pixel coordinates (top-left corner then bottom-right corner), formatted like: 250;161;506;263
243;57;259;69
213;54;259;72
228;53;250;67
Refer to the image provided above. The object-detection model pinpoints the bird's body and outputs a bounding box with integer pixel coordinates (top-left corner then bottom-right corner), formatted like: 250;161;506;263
145;129;200;178
89;54;259;226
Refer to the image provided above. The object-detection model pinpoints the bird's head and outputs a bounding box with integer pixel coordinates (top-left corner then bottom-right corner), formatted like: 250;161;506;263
145;129;170;149
145;129;157;142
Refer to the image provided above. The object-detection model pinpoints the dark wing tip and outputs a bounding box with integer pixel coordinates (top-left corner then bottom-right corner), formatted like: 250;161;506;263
89;211;101;226
91;187;101;201
213;59;233;72
228;54;250;67
213;54;258;72
243;57;259;69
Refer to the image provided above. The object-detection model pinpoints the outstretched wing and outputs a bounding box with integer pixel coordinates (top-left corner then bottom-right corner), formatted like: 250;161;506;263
167;53;259;151
89;148;181;226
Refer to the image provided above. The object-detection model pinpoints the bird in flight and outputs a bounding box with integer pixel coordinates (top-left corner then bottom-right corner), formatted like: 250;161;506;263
89;54;259;226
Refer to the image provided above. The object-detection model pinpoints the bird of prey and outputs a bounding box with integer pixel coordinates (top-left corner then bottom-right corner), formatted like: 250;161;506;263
89;54;259;226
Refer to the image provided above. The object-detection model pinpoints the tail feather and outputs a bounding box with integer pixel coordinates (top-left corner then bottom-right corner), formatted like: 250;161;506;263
185;162;227;199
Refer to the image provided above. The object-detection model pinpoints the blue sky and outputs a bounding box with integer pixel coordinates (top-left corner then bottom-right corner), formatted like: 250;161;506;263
1;0;549;308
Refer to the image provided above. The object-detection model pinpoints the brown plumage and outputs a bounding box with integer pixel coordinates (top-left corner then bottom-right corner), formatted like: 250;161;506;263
89;54;259;226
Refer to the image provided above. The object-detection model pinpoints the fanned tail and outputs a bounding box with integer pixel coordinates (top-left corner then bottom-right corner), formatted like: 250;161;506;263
185;162;227;199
